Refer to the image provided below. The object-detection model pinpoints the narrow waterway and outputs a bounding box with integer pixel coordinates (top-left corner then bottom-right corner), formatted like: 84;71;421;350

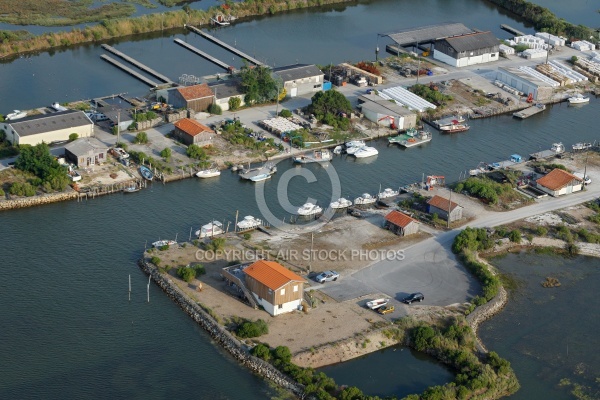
481;252;600;400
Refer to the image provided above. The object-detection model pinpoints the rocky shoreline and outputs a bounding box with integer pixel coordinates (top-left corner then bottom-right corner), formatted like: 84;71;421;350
0;188;78;211
137;258;306;399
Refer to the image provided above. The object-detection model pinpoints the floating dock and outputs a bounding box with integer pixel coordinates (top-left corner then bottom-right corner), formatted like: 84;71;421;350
100;55;160;87
101;44;174;85
500;24;526;37
513;104;546;119
186;26;265;66
173;39;236;73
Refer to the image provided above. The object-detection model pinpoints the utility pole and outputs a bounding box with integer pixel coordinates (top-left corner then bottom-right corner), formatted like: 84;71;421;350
275;85;280;117
447;189;452;229
117;110;121;145
309;232;314;272
416;40;421;85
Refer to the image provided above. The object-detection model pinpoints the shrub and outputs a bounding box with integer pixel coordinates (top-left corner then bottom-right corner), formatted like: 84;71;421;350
243;233;251;240
177;265;196;282
228;97;241;111
272;345;292;363
186;144;208;160
205;237;226;252
236;319;269;338
160;147;172;161
411;325;436;351
251;343;271;361
208;103;222;115
279;108;292;118
150;256;161;266
508;230;522;243
134;131;149;144
194;264;206;276
536;226;548;236
9;182;36;196
0;187;4;197
68;133;78;142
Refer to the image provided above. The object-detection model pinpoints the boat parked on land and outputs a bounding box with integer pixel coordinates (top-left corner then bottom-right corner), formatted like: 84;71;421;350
297;202;323;216
68;170;82;182
237;216;262;231
354;193;376;206
293;149;332;164
333;145;343;155
139;165;154;181
551;142;565;154
568;94;589;105
196;221;224;238
152;240;177;248
366;298;390;310
353;146;379;158
439;121;470;133
330;198;353;209
6;110;27;120
378;187;399;199
196;167;221;178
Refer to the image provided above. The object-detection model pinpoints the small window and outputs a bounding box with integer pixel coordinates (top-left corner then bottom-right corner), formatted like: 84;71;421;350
293;285;298;292
280;288;285;295
278;304;283;309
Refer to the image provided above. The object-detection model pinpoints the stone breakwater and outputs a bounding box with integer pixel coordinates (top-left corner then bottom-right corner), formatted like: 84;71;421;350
0;190;78;211
137;258;306;399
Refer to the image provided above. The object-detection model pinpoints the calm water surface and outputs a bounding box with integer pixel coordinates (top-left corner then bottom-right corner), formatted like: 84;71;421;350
481;252;600;400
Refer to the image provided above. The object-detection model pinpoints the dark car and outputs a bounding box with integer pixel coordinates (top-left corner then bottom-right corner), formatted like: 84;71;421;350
402;292;424;304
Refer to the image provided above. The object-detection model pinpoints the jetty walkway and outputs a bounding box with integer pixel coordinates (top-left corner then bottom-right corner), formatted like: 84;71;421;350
186;26;265;67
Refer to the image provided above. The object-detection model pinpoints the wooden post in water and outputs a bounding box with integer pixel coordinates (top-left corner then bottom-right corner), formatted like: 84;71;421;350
189;226;193;242
147;275;150;303
234;210;239;233
128;274;131;301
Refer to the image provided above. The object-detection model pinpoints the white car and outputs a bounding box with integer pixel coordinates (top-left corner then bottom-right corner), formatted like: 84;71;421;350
315;270;339;283
574;172;592;185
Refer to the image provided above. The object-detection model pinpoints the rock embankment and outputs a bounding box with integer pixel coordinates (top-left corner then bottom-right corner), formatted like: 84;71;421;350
137;258;305;398
0;190;78;211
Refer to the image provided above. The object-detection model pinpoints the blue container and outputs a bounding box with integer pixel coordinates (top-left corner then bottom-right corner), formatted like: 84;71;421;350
322;81;332;91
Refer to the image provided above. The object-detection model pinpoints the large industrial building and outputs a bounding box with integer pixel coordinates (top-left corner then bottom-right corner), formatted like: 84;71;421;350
433;31;500;67
495;67;555;101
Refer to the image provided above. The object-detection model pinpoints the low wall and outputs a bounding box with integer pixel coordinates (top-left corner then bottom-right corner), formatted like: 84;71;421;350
137;258;305;398
0;190;78;211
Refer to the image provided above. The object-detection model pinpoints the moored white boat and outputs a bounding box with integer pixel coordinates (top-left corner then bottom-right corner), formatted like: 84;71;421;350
551;142;565;154
333;145;343;155
196;167;221;178
297;202;323;216
345;140;365;149
152;240;177;248
237;215;262;230
377;188;399;199
330;198;352;209
568;94;589;105
354;193;376;205
196;221;224;238
572;142;592;151
439;122;470;133
345;146;362;155
353;146;379;158
250;173;270;182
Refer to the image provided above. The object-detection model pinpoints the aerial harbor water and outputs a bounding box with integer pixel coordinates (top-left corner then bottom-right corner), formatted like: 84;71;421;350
1;0;599;399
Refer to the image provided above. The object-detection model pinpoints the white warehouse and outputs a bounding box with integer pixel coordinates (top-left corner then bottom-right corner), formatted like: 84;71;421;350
496;67;555;101
433;31;500;67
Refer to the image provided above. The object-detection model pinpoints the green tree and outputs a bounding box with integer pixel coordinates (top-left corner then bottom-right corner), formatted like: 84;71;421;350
411;325;436;351
250;343;271;361
0;187;4;197
308;90;352;121
150;256;161;266
339;386;364;400
9;182;36;196
134;131;149;144
272;346;292;363
508;230;522;243
160;147;172;161
186;144;208;160
68;133;78;142
228;96;241;111
14;143;69;191
279;109;292;118
208;103;222;115
236;319;269;338
240;64;280;105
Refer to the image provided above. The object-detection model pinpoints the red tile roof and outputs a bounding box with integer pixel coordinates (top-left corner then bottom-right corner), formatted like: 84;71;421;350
536;168;582;191
177;83;213;100
384;210;417;228
244;260;305;291
174;118;214;137
427;195;461;211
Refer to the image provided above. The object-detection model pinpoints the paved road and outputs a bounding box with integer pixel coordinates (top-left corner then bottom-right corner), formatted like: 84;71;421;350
321;185;600;317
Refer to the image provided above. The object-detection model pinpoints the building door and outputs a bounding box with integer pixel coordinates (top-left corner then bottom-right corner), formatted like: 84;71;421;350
290;87;298;97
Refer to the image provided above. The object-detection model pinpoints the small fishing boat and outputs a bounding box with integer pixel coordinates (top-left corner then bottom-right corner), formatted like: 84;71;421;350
366;298;390;310
567;94;589;105
237;215;262;230
353;146;379;158
68;170;82;182
139;165;154;181
469;162;490;176
196;167;221;178
152;240;177;248
196;221;224;238
297;202;323;216
377;188;399;199
439;121;470;133
123;184;140;193
250;173;271;182
330;198;353;209
354;193;376;206
333;145;343;155
293;149;332;164
572;142;592;151
239;162;277;180
211;13;236;26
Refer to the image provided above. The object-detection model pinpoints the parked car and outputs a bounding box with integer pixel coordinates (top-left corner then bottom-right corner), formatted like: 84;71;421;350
377;305;395;315
574;172;592;185
315;270;339;283
402;292;424;304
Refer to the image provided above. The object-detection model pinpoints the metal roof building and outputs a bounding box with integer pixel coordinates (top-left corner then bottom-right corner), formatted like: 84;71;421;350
0;110;93;146
272;64;324;98
381;23;474;47
433;31;500;67
378;86;437;113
